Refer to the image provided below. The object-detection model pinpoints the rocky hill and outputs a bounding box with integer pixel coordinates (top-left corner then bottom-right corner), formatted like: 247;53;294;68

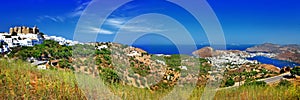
192;47;247;58
246;43;281;53
73;43;209;89
192;47;215;57
246;43;300;64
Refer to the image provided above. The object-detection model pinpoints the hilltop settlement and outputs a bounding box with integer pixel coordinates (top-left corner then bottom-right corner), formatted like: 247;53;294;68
0;26;79;53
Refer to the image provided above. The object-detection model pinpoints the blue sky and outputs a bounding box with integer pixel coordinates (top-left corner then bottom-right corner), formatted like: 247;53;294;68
1;0;300;44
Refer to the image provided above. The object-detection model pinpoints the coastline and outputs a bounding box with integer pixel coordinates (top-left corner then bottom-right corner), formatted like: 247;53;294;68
131;44;300;69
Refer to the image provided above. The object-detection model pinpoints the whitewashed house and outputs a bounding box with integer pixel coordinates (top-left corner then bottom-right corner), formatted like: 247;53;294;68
3;38;13;47
37;65;47;70
127;50;141;57
179;66;188;70
19;38;33;47
0;40;10;53
97;45;108;50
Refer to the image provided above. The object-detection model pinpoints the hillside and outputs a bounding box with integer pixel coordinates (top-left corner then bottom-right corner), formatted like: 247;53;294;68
1;40;300;99
1;59;300;99
246;43;300;64
0;59;85;99
72;42;211;89
246;43;281;53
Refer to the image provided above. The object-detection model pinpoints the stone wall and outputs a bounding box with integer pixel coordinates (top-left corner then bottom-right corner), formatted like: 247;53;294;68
9;26;39;35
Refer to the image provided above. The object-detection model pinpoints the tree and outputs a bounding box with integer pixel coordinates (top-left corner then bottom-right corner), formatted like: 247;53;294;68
59;59;71;68
225;78;235;87
280;68;285;74
290;67;300;76
99;67;120;84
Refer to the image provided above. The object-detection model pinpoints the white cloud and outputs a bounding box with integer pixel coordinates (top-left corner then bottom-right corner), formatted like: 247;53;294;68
121;25;164;33
37;15;65;23
105;18;164;33
70;10;84;18
106;18;123;27
69;1;91;17
37;1;91;23
99;29;114;34
84;26;113;34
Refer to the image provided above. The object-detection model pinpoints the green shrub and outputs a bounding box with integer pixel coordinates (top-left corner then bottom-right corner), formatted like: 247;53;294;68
164;55;181;68
104;55;111;61
58;59;71;68
225;78;235;87
95;48;111;55
132;65;150;77
277;79;292;87
291;66;300;76
95;56;102;65
99;67;120;84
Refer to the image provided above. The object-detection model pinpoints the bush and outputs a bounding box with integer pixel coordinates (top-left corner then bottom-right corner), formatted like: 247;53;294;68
280;68;285;74
95;56;102;65
104;55;111;61
58;59;71;68
99;67;120;84
277;79;292;87
291;66;300;76
164;55;181;68
225;78;235;87
95;48;111;55
132;65;150;77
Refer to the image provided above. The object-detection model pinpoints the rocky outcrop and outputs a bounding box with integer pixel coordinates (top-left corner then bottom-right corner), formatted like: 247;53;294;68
193;47;247;58
192;47;215;57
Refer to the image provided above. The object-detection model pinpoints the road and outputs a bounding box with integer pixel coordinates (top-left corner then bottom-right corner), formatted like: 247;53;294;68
217;72;290;90
256;72;290;83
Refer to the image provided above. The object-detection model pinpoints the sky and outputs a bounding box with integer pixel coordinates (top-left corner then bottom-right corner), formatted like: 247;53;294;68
1;0;300;45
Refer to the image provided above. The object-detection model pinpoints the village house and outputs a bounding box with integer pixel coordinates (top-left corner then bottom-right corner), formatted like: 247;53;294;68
43;35;79;46
0;40;10;53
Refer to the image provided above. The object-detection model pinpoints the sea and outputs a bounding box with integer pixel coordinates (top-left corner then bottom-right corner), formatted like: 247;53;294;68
247;56;300;68
132;44;254;55
132;44;300;68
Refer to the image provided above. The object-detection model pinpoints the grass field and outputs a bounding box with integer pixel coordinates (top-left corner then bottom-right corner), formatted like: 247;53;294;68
0;59;85;99
1;59;299;100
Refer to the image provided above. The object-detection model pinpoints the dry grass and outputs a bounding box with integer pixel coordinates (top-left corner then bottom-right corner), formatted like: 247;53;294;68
1;59;300;100
0;59;85;100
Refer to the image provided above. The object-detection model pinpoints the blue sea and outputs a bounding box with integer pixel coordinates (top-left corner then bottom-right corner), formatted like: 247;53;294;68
132;44;254;55
247;56;300;68
132;44;300;68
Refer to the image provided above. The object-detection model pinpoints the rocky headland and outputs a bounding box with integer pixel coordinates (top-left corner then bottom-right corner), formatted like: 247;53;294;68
246;43;300;64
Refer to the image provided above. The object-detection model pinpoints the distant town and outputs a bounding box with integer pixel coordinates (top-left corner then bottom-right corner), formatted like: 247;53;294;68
0;26;80;53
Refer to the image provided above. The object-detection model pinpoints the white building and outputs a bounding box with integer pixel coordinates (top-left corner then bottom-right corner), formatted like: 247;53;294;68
127;50;141;57
37;65;47;70
19;38;34;47
43;35;79;46
97;45;108;50
179;66;188;70
155;60;166;65
0;40;10;53
0;26;44;48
